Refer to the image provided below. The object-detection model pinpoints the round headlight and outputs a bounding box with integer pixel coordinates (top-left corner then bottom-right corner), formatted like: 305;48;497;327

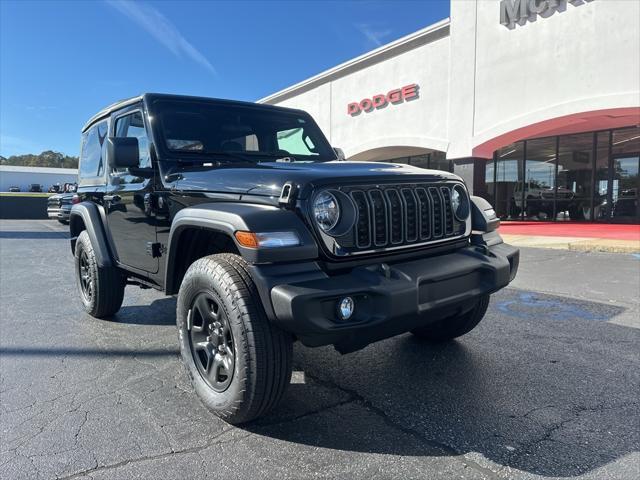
451;185;470;220
313;191;340;232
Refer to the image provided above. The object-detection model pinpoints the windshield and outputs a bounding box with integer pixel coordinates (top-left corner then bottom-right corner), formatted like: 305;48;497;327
151;100;337;163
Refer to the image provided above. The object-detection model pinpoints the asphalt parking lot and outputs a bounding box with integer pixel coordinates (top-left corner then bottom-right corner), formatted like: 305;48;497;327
1;220;638;480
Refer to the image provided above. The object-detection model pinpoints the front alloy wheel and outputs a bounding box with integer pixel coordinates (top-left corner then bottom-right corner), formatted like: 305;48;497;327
177;253;293;424
188;293;235;392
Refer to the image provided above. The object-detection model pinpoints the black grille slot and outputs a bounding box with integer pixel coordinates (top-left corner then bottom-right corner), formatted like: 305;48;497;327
368;190;388;246
440;187;454;235
428;187;443;238
385;189;403;244
415;188;431;240
401;189;418;242
350;191;371;248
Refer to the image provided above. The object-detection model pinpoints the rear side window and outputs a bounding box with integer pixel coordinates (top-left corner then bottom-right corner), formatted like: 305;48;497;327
80;121;107;178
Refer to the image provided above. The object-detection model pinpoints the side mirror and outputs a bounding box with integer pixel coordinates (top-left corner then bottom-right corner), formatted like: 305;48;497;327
107;137;139;169
333;147;346;161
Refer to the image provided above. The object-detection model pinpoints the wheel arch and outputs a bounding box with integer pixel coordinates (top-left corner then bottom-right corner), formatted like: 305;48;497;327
164;203;318;295
69;202;113;267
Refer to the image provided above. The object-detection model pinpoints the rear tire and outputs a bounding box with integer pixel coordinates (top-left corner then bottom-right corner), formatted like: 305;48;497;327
411;295;490;342
74;230;125;318
177;253;293;424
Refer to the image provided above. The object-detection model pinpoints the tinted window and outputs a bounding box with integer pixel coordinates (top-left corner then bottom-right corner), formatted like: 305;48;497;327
114;111;150;168
80;121;107;178
152;100;336;162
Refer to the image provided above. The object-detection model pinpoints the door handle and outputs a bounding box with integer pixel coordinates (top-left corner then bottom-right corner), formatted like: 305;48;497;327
104;194;121;203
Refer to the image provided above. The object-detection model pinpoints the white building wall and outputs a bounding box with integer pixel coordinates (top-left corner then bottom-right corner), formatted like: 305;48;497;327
268;23;451;160
448;0;640;158
328;37;450;158
0;167;78;192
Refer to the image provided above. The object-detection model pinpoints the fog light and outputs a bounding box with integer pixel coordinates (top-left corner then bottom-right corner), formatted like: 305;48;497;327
338;297;355;321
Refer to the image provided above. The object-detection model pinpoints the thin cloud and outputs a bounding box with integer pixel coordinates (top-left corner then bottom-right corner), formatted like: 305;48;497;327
355;23;392;47
105;0;216;76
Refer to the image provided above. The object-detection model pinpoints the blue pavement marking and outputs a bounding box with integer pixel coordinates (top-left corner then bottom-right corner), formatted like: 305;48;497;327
496;292;609;322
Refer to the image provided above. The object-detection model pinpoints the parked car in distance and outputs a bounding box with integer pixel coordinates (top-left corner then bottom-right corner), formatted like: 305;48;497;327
8;186;20;192
70;93;519;424
28;184;43;193
47;192;75;223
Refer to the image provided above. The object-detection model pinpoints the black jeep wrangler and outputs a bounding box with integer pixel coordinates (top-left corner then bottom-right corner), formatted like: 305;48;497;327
70;93;519;424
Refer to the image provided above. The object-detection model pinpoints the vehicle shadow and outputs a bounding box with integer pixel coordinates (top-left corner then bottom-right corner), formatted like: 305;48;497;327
247;291;638;477
115;296;177;326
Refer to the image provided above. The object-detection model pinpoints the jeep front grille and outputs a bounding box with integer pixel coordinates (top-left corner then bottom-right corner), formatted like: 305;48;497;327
333;183;468;254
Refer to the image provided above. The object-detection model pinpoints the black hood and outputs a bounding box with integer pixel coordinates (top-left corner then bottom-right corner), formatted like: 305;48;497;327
169;161;462;199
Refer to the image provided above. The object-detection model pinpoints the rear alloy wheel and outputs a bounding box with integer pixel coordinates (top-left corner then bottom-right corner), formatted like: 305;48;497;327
74;230;125;318
411;295;490;342
177;253;292;424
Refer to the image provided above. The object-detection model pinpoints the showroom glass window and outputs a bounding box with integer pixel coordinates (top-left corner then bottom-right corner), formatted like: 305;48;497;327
610;127;640;222
524;137;557;221
494;142;523;219
557;133;594;221
491;125;639;223
594;131;611;220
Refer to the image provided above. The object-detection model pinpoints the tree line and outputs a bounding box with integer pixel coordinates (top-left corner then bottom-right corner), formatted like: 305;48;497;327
0;151;79;169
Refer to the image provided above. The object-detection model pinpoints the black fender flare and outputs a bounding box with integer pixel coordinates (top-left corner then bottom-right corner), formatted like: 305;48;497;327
164;202;318;294
69;202;114;268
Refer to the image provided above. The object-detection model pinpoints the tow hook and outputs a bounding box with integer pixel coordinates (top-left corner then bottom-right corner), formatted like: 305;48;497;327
379;263;391;279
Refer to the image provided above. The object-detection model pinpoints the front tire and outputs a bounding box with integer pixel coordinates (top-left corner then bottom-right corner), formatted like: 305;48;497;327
74;230;125;318
177;253;292;424
411;295;490;342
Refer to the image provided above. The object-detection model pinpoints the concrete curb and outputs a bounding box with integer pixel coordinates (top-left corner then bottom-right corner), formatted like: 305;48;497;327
500;234;640;254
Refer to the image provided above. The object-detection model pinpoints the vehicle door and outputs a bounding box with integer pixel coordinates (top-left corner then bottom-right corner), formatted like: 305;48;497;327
104;106;158;273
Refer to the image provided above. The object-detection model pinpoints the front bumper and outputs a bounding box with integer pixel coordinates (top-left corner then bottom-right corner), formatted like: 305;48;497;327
251;240;519;353
59;206;71;221
48;207;70;221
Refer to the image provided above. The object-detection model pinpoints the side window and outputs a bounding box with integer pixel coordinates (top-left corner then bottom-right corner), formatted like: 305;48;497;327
276;127;317;156
79;121;107;178
114;111;151;169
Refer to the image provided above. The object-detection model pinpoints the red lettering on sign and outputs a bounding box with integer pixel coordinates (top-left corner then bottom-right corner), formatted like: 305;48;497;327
359;98;373;112
347;84;420;116
387;89;402;104
347;102;360;115
372;94;387;108
401;84;418;100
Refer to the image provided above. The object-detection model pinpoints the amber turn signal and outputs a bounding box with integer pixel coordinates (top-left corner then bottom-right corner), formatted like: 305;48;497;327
234;231;301;248
234;231;259;248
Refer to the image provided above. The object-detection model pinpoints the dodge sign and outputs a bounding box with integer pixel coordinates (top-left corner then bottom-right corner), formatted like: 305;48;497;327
347;84;419;116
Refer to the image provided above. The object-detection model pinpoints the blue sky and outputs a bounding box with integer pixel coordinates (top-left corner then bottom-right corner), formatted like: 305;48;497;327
0;0;449;157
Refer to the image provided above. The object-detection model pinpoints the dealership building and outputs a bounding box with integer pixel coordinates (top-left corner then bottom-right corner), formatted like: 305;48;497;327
261;0;640;223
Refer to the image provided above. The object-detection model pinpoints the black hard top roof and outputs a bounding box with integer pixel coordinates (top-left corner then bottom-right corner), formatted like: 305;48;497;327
81;93;306;133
